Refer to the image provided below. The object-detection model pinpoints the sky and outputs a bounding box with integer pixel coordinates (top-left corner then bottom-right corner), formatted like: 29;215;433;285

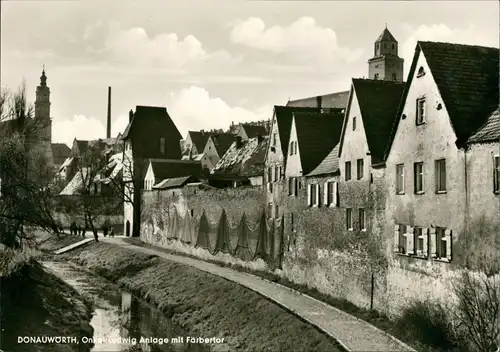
1;0;498;147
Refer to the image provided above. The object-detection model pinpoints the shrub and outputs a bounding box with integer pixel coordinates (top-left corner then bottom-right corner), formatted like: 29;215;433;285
395;300;460;350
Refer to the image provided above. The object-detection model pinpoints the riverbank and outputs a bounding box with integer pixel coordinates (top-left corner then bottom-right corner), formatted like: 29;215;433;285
60;242;346;352
0;249;94;352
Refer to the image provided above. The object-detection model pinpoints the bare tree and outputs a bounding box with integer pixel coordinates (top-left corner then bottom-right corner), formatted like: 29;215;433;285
68;141;122;242
451;216;500;351
0;82;59;248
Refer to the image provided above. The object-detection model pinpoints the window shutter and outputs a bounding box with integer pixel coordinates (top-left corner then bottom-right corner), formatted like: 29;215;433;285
421;228;429;258
307;184;311;206
316;184;320;206
294;178;298;196
445;229;452;261
333;182;338;206
393;224;399;252
430;227;437;258
323;182;328;205
406;226;414;255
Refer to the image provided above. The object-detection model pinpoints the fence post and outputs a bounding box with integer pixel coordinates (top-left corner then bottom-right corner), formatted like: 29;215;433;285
370;272;374;310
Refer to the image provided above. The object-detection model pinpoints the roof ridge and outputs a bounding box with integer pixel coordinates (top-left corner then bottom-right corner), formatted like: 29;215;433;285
418;41;499;51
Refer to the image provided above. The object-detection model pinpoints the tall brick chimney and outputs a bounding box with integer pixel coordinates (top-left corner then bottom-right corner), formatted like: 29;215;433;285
106;87;111;139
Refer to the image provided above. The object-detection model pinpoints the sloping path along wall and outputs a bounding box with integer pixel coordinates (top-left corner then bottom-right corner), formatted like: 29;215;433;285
99;237;415;352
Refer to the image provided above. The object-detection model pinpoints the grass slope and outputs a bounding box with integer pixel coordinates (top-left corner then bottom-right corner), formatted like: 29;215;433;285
62;242;345;352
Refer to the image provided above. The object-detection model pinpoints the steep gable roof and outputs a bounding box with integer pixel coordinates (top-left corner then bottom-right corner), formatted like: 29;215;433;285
121;106;182;142
468;108;500;144
240;124;268;139
376;28;397;43
307;143;340;177
273;106;322;157
339;79;405;164
188;131;214;153
294;110;345;175
153;175;194;190
287;91;350;109
149;159;202;184
51;143;71;165
385;41;499;159
212;136;268;177
211;133;236;156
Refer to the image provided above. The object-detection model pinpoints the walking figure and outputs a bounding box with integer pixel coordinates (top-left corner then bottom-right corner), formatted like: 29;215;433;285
109;227;115;238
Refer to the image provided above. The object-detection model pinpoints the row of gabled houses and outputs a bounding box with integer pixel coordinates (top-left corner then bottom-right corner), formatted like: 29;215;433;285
54;28;499;276
263;37;499;276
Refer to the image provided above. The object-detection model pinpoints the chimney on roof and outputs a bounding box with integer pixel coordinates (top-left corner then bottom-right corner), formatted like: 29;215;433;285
106;87;111;139
316;96;322;108
201;129;205;135
236;136;243;149
129;109;134;122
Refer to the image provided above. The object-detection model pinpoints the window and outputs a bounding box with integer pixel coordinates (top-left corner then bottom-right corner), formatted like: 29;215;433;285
435;227;452;261
346;208;353;230
435;159;446;192
397;224;406;254
267;167;272;183
414;227;428;258
289;142;293;156
352;116;356;131
344;161;352;181
325;181;337;206
274;166;279;182
359;208;365;231
294;141;298;155
414;162;424;194
275;204;279;218
396;164;405;194
160;137;166;155
392;72;397;81
310;184;319;206
273;133;277;147
417;66;425;77
416;97;426;125
494;156;499;193
374;73;379;80
356;159;364;180
392;43;395;49
289;177;298;196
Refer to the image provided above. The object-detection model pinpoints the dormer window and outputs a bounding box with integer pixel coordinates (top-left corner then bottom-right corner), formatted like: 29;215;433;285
417;66;426;77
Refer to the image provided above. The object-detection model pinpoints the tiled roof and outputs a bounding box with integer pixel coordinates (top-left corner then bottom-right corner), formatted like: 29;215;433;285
212;136;268;177
287;91;350;109
51;143;71;165
153;175;193;190
341;79;405;164
294;111;345;175
95;153;123;184
211;133;236;157
273;106;322;157
60;168;89;195
385;41;499;158
121;105;182;142
307;143;340;177
468;108;500;144
188;131;214;153
149;159;203;185
375;28;397;43
240;124;268;138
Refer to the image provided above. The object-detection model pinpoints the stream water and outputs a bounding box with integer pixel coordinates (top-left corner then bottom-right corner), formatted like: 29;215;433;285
42;261;208;352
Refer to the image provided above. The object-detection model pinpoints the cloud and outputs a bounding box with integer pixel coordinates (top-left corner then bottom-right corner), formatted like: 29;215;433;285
167;86;271;137
230;17;364;65
82;21;235;70
52;113;129;146
52;87;271;145
399;23;499;67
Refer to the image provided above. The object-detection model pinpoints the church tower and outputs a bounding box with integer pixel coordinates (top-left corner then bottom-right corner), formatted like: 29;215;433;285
33;67;54;170
368;26;404;82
